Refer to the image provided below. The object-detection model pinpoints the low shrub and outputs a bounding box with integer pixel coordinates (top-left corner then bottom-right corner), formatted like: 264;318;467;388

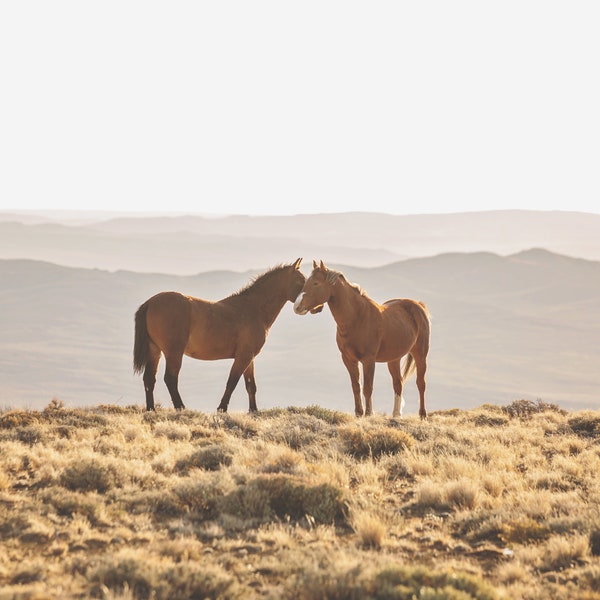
568;413;600;438
500;518;553;544
223;474;347;525
537;534;590;572
88;553;159;599
41;488;104;523
372;565;498;600
173;471;236;518
339;426;414;459
590;528;600;556
158;562;242;600
473;413;509;427
15;426;45;446
292;405;353;425
502;399;565;419
286;564;498;600
60;458;123;493
175;444;234;472
122;489;184;518
46;408;110;429
0;410;39;429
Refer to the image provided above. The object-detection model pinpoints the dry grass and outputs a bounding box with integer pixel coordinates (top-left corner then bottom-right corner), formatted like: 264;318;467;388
0;400;599;599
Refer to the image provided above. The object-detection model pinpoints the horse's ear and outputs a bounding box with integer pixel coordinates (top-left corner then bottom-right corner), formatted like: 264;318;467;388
313;260;319;269
319;260;326;270
293;258;302;270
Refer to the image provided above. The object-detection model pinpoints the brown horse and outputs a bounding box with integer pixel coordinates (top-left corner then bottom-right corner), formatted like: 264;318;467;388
294;260;431;418
134;258;305;412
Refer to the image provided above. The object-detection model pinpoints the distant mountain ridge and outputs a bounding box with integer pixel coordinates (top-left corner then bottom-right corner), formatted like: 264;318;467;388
1;210;599;274
1;249;598;414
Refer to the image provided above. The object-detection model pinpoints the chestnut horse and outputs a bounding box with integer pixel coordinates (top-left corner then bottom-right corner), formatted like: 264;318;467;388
294;260;431;418
134;258;305;412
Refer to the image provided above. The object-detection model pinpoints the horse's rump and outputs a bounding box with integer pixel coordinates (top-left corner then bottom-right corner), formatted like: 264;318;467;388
405;300;430;381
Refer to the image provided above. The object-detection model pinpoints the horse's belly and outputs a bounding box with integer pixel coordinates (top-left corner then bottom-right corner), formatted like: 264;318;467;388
376;339;413;362
184;338;234;361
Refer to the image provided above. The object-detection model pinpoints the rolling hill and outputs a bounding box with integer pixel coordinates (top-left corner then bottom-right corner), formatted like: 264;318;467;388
1;249;598;414
2;210;600;274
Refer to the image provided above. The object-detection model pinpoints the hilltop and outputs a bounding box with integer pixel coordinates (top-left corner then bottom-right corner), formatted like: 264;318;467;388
1;401;599;599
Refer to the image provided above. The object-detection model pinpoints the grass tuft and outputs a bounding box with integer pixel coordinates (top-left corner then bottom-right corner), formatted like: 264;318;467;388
339;424;414;459
175;444;234;472
223;474;348;524
60;457;123;493
350;511;387;549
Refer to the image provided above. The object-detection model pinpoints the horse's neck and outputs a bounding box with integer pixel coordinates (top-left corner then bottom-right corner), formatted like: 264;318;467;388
329;279;372;329
236;279;288;326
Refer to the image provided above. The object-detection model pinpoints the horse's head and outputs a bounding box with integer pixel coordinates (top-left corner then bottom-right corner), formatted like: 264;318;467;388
286;257;306;302
293;260;339;315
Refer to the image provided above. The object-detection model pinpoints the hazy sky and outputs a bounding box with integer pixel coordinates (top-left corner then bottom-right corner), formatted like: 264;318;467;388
1;2;599;216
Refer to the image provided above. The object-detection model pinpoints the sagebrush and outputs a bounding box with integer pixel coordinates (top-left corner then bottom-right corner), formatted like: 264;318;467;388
1;401;599;599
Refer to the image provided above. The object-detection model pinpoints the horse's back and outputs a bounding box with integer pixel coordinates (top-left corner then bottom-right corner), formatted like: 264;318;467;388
146;291;194;314
382;298;430;329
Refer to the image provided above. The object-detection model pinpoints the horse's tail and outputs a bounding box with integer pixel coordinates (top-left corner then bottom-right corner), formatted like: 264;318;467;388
402;353;416;381
133;301;150;374
401;300;431;382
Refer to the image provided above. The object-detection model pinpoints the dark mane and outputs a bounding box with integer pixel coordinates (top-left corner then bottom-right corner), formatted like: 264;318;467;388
231;263;289;298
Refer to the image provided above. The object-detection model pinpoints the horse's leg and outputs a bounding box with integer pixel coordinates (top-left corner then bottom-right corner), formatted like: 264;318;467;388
412;349;428;419
142;342;161;411
163;352;186;410
243;360;258;413
362;359;376;416
387;360;405;417
217;353;253;413
341;353;363;417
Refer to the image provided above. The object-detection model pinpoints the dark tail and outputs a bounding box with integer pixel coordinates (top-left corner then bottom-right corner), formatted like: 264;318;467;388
133;301;150;374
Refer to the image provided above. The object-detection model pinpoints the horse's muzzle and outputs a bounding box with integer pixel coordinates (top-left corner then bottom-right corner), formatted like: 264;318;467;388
294;293;324;315
293;294;309;315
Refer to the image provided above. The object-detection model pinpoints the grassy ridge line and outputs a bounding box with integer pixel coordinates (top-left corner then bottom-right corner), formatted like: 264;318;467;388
0;401;599;599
